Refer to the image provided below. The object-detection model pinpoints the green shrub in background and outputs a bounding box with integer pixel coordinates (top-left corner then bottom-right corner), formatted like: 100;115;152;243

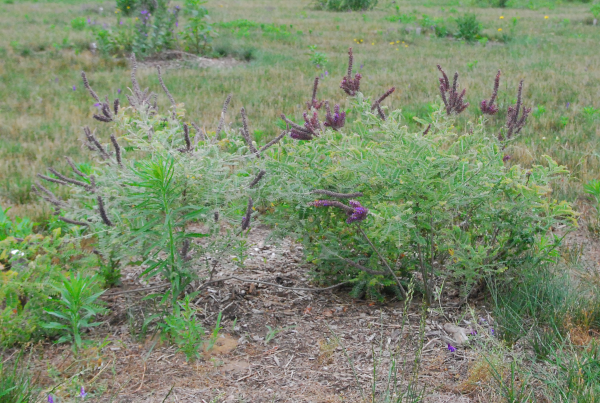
456;13;481;42
98;0;179;58
314;0;378;12
180;0;216;54
260;87;575;302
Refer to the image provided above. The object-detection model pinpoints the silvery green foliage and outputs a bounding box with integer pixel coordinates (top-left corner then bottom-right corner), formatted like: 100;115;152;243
261;93;576;301
53;75;260;304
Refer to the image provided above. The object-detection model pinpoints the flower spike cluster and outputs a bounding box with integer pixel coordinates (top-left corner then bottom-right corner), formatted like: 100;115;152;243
437;65;469;115
306;77;324;110
310;198;369;224
323;101;346;131
340;48;362;96
480;70;500;115
503;80;531;140
282;112;322;141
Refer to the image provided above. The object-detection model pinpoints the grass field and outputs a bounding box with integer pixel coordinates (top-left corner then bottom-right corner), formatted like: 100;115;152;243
1;0;600;221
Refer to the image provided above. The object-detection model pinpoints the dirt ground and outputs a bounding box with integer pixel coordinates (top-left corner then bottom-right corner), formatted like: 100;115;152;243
16;219;599;403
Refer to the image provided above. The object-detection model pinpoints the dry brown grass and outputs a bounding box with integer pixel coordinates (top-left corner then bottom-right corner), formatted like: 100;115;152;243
2;1;600;222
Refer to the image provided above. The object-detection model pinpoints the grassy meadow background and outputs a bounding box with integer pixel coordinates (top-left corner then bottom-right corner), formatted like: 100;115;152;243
1;0;599;221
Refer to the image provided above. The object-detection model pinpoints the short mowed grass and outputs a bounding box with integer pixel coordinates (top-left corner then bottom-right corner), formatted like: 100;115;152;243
0;0;599;219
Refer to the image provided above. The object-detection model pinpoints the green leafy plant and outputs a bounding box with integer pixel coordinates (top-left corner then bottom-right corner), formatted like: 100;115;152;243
98;0;179;58
43;273;107;350
308;45;328;69
181;0;216;54
0;205;35;241
592;4;600;20
0;227;98;347
163;295;205;361
70;17;87;31
455;13;481;42
206;311;223;351
116;0;137;16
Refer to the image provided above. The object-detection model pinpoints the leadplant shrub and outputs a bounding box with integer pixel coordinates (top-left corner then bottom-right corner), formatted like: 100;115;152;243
260;60;575;302
34;57;276;307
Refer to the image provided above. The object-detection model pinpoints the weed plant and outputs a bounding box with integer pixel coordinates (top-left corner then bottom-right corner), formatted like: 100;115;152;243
43;272;106;351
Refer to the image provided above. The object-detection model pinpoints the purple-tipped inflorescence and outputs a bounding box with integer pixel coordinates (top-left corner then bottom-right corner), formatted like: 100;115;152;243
503;154;511;163
306;77;324;110
324;101;346;131
371;87;395;111
437;65;469;115
347;200;368;224
447;344;456;353
283;111;321;141
502;80;531;141
423;123;431;135
480;70;500;115
310;199;368;224
341;48;362;96
241;197;253;231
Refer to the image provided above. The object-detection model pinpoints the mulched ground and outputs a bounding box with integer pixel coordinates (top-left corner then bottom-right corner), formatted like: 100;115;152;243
17;222;597;402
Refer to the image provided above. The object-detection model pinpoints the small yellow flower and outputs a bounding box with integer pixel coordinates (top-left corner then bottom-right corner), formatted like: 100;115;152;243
500;16;504;19
405;44;408;47
396;48;399;50
135;17;138;20
115;10;119;13
126;5;130;8
389;42;394;45
498;28;502;31
544;15;549;19
371;42;374;45
402;41;405;43
396;40;400;43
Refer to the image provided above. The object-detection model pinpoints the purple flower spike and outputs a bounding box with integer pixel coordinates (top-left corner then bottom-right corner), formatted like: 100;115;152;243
469;329;477;336
481;70;500;115
503;154;511;163
48;396;54;403
324;102;346;131
80;386;87;399
490;328;495;336
447;344;456;352
117;88;121;94
325;70;329;76
93;102;101;107
72;85;77;91
566;102;570;109
87;18;91;24
346;200;368;224
341;48;362;96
